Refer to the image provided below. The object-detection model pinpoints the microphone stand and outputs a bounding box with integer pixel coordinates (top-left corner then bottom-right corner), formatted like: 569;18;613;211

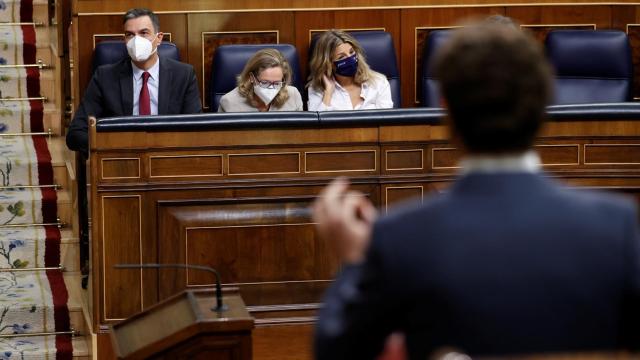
114;263;227;312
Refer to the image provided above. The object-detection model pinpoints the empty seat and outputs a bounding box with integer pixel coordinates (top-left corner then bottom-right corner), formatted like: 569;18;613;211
545;30;632;105
209;44;303;112
92;40;180;72
309;30;401;108
420;30;451;107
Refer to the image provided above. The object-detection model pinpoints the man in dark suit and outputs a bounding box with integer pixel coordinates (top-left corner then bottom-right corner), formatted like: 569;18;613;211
66;8;201;156
312;22;640;359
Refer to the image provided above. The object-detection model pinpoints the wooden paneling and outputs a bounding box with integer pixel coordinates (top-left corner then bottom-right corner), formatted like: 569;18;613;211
252;324;314;360
536;144;580;166
385;185;423;211
584;143;640;165
228;152;300;175
91;118;640;359
101;195;142;321
149;153;223;178
187;12;294;109
155;195;348;306
305;149;377;173
101;157;140;179
73;0;640;14
384;147;426;173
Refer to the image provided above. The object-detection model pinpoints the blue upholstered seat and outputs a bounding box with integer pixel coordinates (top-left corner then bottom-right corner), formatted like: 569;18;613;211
545;30;633;105
309;30;401;108
420;30;451;108
209;44;302;112
92;40;180;73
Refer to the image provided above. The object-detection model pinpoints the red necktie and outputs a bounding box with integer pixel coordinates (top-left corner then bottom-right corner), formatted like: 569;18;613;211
139;71;151;115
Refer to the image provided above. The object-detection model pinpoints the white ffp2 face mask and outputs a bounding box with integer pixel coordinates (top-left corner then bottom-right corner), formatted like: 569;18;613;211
254;86;281;105
126;35;157;62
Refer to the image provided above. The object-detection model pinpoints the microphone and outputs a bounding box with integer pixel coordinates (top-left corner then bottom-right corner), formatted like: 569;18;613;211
114;263;227;312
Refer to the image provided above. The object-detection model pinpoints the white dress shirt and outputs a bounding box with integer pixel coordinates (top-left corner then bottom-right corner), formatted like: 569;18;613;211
307;73;393;111
459;150;541;174
132;60;160;116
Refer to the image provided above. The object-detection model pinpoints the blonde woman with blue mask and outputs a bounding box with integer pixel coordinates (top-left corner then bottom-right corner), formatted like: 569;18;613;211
307;30;393;111
218;48;303;112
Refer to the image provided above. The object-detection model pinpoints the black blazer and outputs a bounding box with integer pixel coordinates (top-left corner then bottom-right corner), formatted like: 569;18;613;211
67;57;202;156
315;173;640;359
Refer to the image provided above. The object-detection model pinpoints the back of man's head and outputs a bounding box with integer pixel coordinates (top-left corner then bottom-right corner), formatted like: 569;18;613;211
433;23;552;154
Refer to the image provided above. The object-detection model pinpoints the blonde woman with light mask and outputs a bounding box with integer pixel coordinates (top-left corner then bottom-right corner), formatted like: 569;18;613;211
218;48;303;112
307;30;393;111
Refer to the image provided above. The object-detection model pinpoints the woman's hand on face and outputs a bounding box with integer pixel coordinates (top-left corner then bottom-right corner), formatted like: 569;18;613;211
322;74;335;95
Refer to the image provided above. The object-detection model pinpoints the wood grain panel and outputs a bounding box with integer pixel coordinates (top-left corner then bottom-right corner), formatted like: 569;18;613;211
102;195;142;321
385;185;423;210
385;148;424;171
101;158;140;179
536;144;580;166
520;24;595;44
252;324;314;360
626;24;640;99
157;197;341;305
431;146;462;170
506;5;611;29
187;12;295;110
150;154;223;178
185;223;318;284
305;149;377;173
228;152;300;175
584;144;640;165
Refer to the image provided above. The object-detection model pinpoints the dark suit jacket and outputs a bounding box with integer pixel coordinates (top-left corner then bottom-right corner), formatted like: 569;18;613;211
315;173;640;359
67;56;202;156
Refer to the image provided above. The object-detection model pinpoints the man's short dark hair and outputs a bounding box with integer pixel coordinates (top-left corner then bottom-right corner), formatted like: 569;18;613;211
123;8;160;33
433;23;552;154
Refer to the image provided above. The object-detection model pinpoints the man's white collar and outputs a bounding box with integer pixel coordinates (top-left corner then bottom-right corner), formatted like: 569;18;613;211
459;150;541;174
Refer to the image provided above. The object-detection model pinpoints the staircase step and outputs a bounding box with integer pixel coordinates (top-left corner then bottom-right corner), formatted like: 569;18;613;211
72;335;91;359
65;272;86;335
49;137;72;190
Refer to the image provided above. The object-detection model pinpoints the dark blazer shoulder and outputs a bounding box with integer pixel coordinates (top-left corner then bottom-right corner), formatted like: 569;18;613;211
94;58;131;78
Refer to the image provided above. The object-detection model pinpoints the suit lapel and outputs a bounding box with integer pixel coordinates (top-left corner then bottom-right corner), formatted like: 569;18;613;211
119;60;134;115
158;57;172;115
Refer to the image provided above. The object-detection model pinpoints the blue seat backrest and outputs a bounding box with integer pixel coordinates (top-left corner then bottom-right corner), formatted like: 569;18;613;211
209;44;302;112
545;30;633;105
309;30;401;108
92;40;180;73
420;30;451;108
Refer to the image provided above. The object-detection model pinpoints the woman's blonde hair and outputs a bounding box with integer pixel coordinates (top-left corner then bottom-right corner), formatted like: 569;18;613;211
307;30;377;91
237;48;292;108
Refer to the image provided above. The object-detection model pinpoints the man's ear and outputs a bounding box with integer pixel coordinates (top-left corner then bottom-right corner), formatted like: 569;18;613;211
156;32;164;45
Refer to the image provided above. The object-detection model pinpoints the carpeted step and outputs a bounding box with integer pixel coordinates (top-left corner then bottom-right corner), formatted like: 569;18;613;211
0;101;47;134
0;187;57;226
0;0;48;24
0;269;69;334
0;225;61;269
0;335;73;360
0;135;54;187
0;67;41;100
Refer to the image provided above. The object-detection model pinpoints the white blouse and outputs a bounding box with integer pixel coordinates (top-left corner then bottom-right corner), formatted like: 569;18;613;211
307;73;393;111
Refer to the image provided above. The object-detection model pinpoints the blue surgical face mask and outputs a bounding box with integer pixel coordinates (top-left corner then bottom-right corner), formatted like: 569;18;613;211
333;53;358;77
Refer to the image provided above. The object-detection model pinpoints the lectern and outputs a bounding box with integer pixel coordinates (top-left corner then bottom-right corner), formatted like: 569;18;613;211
110;288;254;359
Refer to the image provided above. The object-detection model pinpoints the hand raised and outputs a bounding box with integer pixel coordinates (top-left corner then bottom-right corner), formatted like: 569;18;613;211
322;74;336;95
312;177;377;264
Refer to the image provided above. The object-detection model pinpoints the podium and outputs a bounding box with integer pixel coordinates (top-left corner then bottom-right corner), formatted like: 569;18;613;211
110;288;254;359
